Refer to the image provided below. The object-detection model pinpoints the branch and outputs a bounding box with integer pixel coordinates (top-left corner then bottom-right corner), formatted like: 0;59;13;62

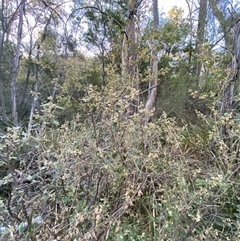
139;84;158;96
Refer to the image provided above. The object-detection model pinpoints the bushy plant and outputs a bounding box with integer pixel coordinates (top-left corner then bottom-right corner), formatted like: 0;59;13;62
1;69;240;241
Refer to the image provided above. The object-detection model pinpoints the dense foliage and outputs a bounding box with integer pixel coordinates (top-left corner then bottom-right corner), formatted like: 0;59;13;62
0;0;240;240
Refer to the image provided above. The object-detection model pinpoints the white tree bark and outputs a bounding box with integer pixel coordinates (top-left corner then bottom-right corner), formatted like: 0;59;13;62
10;0;26;126
27;57;40;134
27;15;52;134
144;0;160;122
0;0;6;117
220;19;240;115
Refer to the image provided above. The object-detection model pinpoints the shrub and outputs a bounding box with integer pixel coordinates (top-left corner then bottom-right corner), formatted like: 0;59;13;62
1;79;240;241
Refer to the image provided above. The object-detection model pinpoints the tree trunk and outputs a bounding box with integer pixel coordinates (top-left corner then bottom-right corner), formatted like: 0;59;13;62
122;0;139;114
27;15;52;134
27;46;40;134
220;19;240;115
209;0;232;51
10;0;26;126
144;0;160;123
0;0;6;117
122;1;137;76
194;0;207;78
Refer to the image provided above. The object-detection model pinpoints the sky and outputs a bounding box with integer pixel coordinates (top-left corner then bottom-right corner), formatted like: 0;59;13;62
160;0;188;15
21;0;191;56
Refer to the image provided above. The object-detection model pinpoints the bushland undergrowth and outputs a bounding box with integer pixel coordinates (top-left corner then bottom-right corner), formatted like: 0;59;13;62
0;80;240;241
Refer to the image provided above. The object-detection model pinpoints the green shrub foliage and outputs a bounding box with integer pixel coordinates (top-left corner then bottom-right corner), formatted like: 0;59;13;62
1;74;240;240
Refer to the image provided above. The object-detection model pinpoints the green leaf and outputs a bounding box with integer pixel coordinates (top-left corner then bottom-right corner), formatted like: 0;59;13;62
117;233;124;241
196;178;206;187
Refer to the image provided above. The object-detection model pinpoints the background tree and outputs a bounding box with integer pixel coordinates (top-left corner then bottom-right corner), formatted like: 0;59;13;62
10;0;26;126
193;0;207;78
0;0;21;121
220;19;240;115
144;0;160;119
207;1;240;115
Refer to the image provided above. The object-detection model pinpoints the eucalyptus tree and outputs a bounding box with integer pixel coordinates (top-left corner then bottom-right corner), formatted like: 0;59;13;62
0;0;21;120
72;0;126;86
144;0;160;118
184;0;208;81
0;0;6;117
121;0;143;114
25;0;68;133
194;0;207;78
206;0;240;114
10;0;26;126
71;0;144;115
0;0;70;129
220;18;240;115
208;0;236;51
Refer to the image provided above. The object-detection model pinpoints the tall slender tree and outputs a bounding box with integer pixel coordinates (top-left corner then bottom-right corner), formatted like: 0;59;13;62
220;19;240;115
10;0;26;125
144;0;160;119
122;0;142;114
0;0;19;119
208;0;233;51
0;0;6;117
194;0;207;78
